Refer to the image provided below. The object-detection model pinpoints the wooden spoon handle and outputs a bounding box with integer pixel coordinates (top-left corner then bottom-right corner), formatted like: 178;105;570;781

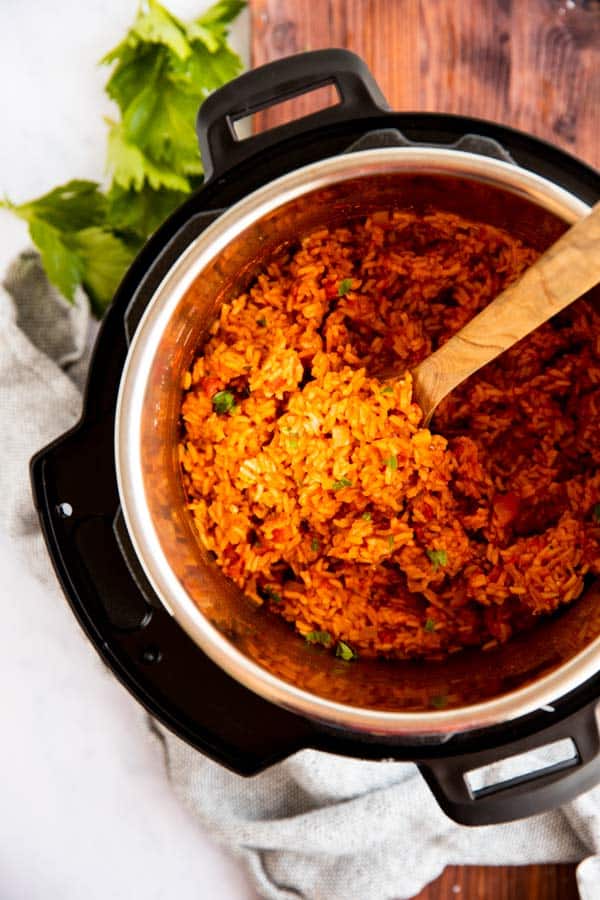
413;201;600;424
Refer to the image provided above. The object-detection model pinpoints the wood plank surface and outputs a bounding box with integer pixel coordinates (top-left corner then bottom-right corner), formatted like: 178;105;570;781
250;1;598;897
411;863;579;899
251;0;600;168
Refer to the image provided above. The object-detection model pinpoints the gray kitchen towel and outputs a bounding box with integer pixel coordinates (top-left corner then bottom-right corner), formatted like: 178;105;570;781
1;251;600;900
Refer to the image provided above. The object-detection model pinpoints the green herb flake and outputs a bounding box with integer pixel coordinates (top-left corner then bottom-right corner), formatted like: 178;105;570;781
338;278;353;297
380;385;394;395
212;390;235;415
385;454;398;470
593;504;600;523
305;630;332;647
256;316;267;327
336;640;357;661
387;535;395;548
431;694;448;709
427;548;448;571
361;511;372;522
286;435;299;450
311;537;320;552
264;587;282;604
332;477;353;491
424;618;436;633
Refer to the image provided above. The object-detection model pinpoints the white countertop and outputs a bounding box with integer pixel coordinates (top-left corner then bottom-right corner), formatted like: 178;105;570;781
0;3;257;898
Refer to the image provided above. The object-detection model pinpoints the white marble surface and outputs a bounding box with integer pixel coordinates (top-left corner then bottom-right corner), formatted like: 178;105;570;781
0;3;257;898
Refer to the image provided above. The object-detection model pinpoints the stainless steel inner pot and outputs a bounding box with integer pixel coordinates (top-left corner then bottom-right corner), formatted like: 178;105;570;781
115;147;600;736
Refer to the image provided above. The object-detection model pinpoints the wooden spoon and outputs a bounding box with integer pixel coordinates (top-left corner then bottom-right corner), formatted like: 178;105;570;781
411;201;600;426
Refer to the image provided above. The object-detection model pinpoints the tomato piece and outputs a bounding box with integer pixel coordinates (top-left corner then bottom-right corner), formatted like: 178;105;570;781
493;491;520;527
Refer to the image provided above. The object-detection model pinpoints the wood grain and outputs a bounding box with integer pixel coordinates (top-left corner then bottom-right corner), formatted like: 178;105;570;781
413;200;600;423
251;0;600;168
411;863;579;899
249;2;597;896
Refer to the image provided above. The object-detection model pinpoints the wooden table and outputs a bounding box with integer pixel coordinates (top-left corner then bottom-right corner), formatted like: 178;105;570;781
250;1;600;896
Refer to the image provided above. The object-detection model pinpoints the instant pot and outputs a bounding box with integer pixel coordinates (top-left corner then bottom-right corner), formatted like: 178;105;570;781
31;50;600;826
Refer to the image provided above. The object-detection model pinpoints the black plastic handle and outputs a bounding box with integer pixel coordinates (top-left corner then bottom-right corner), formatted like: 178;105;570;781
418;700;600;825
197;48;389;181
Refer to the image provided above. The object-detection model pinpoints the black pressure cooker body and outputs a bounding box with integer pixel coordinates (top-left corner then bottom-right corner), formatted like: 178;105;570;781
31;50;600;827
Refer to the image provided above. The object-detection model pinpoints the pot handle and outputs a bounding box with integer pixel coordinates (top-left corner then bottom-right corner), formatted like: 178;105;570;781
418;699;600;826
197;49;389;181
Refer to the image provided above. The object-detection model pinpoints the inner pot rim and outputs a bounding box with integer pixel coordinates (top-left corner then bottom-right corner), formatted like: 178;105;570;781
115;146;597;736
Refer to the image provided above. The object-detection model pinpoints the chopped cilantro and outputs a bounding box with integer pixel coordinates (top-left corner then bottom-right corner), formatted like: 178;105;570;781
431;694;448;709
593;503;600;523
305;630;332;646
427;548;448;571
424;618;436;633
332;477;353;490
385;454;398;470
380;385;394;394
336;640;357;661
212;390;235;414
311;537;320;552
256;316;267;327
338;278;353;296
361;511;372;522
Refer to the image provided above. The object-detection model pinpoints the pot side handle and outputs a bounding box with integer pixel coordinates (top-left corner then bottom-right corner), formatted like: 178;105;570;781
197;49;389;181
418;700;600;826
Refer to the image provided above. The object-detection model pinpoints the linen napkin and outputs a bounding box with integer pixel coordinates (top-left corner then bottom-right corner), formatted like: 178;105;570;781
2;251;600;900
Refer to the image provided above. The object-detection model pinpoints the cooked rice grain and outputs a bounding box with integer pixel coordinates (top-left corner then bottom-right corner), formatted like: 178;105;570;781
179;210;600;659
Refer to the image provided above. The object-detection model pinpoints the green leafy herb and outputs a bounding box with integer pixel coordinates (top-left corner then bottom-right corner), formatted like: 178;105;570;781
361;511;372;522
337;278;353;297
310;537;320;552
256;316;267;327
2;0;244;315
336;640;357;661
286;435;299;450
387;535;395;548
187;1;246;50
424;618;436;633
385;454;398;470
380;385;394;394
264;586;282;604
6;180;107;232
106;181;188;238
431;694;448;709
2;182;136;313
427;548;448;571
332;477;353;491
305;630;332;647
212;390;236;414
593;504;600;523
102;0;243;185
